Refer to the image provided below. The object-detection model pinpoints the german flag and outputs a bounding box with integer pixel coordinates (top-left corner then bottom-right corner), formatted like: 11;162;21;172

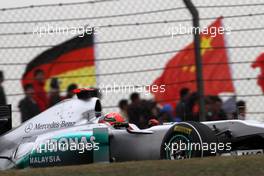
22;32;96;92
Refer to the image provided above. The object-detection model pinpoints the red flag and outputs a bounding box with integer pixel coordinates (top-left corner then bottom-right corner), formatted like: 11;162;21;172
151;17;235;107
252;53;264;93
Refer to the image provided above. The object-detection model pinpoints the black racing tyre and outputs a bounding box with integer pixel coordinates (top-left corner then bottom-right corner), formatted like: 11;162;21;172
160;121;217;160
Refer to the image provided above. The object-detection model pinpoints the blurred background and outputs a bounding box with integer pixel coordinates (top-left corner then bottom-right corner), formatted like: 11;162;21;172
0;0;264;127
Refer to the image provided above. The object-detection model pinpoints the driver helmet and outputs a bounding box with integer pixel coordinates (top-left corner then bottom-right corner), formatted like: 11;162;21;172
98;112;125;126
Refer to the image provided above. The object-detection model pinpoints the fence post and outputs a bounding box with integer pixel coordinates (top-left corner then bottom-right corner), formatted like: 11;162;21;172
183;0;206;121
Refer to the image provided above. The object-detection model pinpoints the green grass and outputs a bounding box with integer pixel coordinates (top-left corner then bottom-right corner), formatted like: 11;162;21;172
1;156;264;176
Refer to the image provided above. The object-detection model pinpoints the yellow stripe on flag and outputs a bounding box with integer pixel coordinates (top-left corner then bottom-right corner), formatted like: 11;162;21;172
45;66;96;92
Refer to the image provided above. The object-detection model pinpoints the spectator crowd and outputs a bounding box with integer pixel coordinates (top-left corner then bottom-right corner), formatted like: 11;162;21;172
119;88;247;129
0;69;247;128
0;69;78;123
18;69;78;122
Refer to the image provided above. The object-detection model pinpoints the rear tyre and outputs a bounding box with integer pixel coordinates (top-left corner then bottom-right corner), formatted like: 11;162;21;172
160;121;217;160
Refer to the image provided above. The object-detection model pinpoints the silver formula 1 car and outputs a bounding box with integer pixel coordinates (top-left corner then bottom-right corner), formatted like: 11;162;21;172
0;89;264;170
